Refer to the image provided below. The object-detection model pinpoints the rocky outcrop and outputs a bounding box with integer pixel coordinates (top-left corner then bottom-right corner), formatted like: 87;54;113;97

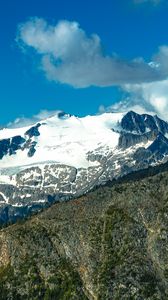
148;132;168;156
120;110;168;134
118;130;157;149
0;136;25;159
25;123;41;138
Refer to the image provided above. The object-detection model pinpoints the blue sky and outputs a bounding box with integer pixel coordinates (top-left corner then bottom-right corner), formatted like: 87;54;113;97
1;0;168;125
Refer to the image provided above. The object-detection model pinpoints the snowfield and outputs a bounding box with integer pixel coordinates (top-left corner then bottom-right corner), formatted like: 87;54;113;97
0;112;124;169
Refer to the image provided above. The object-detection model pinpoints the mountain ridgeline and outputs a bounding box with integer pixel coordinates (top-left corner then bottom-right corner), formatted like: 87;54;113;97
0;110;168;223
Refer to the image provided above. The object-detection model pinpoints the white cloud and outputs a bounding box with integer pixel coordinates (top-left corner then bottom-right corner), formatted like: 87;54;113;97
17;18;168;121
103;79;168;121
99;98;155;116
7;109;62;128
17;18;166;88
124;80;168;119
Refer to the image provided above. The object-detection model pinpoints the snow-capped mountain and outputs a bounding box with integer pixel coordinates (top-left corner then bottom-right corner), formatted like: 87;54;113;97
0;110;168;223
0;111;123;169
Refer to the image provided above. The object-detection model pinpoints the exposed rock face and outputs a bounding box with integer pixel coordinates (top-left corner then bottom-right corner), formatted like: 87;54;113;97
120;110;168;134
25;123;41;138
0;168;168;299
0;136;25;159
148;132;168;156
118;130;156;149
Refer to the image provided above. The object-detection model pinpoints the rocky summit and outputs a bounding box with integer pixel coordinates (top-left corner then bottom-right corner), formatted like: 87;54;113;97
1;110;168;223
0;166;168;299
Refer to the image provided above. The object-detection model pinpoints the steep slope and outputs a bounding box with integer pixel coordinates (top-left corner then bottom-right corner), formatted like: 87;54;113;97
1;110;168;223
0;168;168;299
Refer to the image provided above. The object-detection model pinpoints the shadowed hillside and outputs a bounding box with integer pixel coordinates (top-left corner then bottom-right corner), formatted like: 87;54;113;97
0;169;168;299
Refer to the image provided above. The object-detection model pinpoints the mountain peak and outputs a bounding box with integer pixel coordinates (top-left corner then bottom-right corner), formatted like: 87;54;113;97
120;110;168;135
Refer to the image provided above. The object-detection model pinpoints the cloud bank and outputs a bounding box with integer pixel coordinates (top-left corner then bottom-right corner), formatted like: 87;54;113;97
123;79;168;120
7;109;62;128
100;79;168;121
17;18;168;88
98;46;168;120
